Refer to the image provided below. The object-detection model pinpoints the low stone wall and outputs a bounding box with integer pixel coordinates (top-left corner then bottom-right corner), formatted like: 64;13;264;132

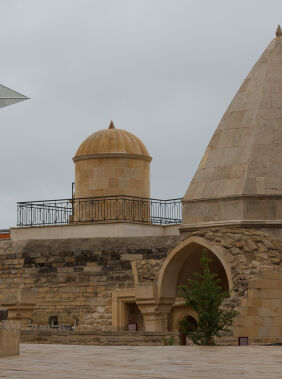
21;329;239;346
21;329;178;346
0;236;180;329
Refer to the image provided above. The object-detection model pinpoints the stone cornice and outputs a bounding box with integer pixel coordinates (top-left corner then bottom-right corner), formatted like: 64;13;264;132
182;194;282;203
179;219;282;232
73;152;152;163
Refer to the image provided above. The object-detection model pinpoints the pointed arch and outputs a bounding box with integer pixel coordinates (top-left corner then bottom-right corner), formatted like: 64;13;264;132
157;236;233;303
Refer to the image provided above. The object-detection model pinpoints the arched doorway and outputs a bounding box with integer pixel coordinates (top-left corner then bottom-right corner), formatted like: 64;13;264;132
178;315;198;345
157;236;233;331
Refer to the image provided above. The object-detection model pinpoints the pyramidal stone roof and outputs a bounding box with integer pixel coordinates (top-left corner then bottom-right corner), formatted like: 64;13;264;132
181;27;282;233
0;84;28;108
185;28;282;200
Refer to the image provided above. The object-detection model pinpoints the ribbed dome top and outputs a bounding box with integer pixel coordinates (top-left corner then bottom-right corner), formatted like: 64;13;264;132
74;121;151;161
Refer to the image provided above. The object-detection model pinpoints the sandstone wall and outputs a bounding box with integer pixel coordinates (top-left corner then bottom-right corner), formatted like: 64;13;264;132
182;228;282;298
136;228;282;301
75;157;150;198
0;236;180;330
234;268;282;344
1;227;282;342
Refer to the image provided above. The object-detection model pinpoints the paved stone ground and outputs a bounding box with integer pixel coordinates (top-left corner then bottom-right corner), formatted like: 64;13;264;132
0;344;282;378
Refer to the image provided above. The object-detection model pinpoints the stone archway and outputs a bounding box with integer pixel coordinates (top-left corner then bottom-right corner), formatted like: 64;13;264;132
169;305;197;332
154;236;233;332
134;229;282;340
136;236;233;333
157;236;233;305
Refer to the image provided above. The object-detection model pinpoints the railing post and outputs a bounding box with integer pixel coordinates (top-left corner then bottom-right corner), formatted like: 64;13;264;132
30;204;33;226
104;199;106;221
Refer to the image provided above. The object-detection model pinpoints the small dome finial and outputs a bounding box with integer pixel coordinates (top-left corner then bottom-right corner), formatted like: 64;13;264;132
276;25;282;37
108;120;115;129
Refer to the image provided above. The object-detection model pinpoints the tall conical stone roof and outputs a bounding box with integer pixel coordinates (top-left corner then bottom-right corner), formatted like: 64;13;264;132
182;28;282;235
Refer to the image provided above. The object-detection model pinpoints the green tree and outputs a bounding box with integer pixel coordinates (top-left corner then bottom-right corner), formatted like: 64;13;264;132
179;250;238;345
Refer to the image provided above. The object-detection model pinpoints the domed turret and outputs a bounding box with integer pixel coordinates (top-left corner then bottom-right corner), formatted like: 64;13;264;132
74;121;150;158
73;121;152;200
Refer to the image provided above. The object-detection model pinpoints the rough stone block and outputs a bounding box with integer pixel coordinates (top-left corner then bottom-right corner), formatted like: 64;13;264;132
258;326;280;338
121;254;143;261
0;309;8;321
0;321;20;356
249;279;281;289
247;307;258;316
84;266;101;273
259;270;281;280
248;288;282;299
257;307;279;317
234;326;258;337
35;258;47;264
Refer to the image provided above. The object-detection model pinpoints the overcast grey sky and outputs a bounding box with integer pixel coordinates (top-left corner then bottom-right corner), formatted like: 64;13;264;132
1;0;282;228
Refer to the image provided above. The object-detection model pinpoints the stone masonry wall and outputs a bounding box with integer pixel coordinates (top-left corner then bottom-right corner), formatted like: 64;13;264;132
0;228;281;337
135;228;282;313
0;236;180;330
136;228;282;293
182;228;282;309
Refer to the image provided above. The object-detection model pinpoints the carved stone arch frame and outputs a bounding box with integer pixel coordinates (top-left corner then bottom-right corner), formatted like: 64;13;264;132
156;236;233;305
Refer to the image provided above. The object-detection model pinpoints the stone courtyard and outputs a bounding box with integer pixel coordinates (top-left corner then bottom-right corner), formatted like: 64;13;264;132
0;343;281;378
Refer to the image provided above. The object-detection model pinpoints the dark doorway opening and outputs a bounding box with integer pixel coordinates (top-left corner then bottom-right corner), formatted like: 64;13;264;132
178;315;197;345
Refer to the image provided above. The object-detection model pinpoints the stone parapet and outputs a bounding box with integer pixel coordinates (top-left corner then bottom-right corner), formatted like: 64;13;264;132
11;223;179;241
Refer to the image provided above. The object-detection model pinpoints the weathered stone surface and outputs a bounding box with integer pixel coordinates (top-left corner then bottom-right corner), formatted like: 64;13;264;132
0;321;20;356
0;236;180;330
186;228;282;297
1;226;282;342
182;33;282;233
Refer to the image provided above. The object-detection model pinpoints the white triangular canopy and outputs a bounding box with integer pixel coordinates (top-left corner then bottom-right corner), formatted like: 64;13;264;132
0;84;28;108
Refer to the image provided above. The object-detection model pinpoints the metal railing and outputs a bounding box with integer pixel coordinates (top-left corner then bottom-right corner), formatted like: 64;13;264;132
17;195;182;227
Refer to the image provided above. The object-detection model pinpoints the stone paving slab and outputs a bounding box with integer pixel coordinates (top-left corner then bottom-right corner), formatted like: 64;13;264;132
0;344;282;378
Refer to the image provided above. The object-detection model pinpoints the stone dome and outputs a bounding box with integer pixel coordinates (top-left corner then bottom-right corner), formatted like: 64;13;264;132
73;120;152;205
73;121;151;162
